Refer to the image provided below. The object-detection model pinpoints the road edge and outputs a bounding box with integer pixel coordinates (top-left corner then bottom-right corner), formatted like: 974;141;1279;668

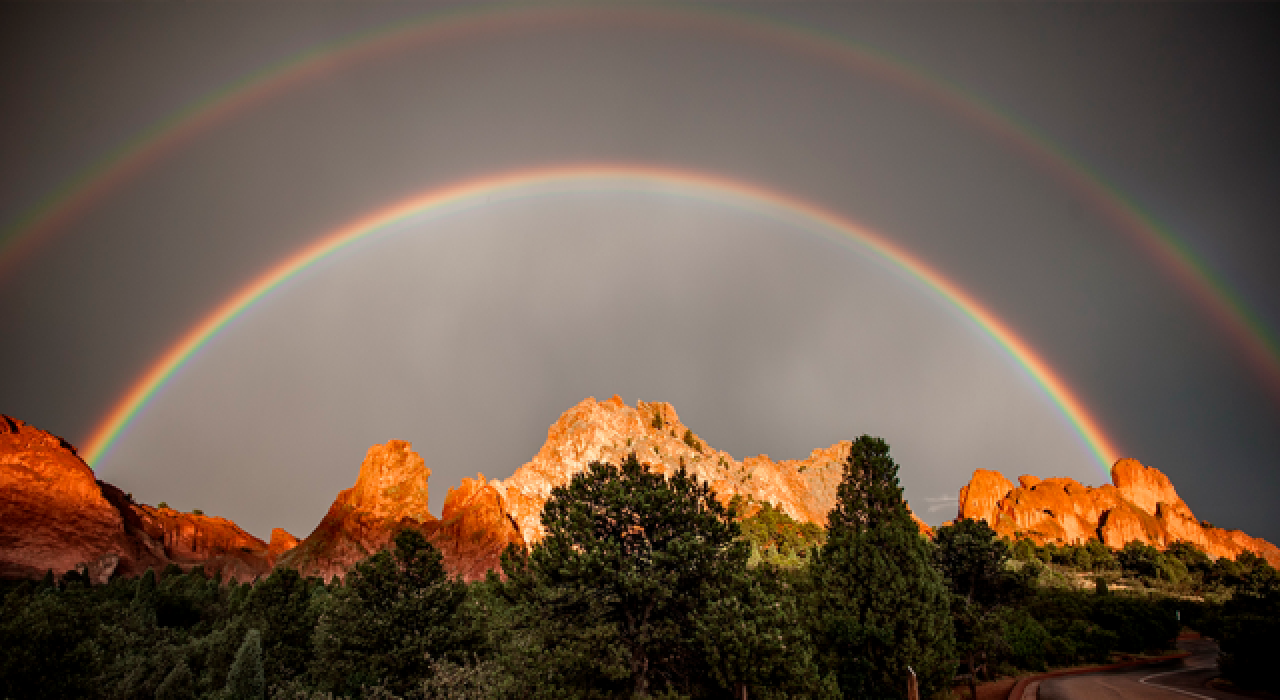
1006;651;1193;700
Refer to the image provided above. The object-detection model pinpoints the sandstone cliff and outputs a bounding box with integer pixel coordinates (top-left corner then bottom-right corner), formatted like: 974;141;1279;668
955;459;1279;566
0;414;272;583
490;396;931;544
277;440;523;583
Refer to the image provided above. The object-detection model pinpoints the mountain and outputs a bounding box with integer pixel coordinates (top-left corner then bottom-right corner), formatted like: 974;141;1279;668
0;414;276;583
955;459;1280;566
280;395;927;582
8;400;1275;584
490;395;931;544
276;440;522;582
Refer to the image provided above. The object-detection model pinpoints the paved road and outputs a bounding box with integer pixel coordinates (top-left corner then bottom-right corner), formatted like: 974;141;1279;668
1040;639;1239;700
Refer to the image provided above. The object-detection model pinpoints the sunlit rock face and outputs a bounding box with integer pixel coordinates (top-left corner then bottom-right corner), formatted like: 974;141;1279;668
955;459;1279;566
284;397;933;582
0;414;271;583
277;440;438;582
432;474;524;582
490;396;932;544
277;440;523;583
0;414;135;582
268;528;300;566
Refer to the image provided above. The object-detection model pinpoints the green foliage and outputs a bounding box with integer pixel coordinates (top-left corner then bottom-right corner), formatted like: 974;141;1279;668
651;409;663;430
1117;541;1187;584
934;519;1034;693
693;565;838;699
225;629;265;699
1;444;1267;699
934;519;1011;604
681;428;702;453
313;528;476;696
1218;574;1280;693
500;453;749;697
996;608;1052;672
242;567;323;688
809;436;955;699
738;498;825;568
157;501;169;509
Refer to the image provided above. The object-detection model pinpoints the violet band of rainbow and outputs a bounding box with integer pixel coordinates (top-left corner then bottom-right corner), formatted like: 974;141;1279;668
81;165;1123;477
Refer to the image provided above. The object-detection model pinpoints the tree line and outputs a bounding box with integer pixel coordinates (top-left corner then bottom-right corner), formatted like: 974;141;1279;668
2;436;1276;698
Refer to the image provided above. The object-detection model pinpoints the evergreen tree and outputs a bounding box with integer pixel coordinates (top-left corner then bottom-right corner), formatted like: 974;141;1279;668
225;629;265;700
312;528;476;696
500;453;746;698
693;565;838;699
809;436;955;699
242;567;321;686
934;519;1022;698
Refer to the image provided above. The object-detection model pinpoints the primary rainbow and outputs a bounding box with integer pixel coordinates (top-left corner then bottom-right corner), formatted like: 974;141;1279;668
2;4;1277;399
82;165;1123;476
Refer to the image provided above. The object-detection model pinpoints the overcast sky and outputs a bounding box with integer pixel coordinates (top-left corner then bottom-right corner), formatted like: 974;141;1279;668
1;3;1277;543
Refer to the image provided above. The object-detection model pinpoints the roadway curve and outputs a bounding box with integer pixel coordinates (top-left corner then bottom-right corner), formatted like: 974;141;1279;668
1039;639;1238;700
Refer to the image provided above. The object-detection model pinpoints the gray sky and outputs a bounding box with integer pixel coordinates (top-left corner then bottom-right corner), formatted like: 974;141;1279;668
1;3;1277;543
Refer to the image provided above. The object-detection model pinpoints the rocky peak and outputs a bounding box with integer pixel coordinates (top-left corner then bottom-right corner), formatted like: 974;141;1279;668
268;528;300;566
1111;457;1182;514
489;396;919;545
954;460;1279;566
344;440;432;520
957;469;1014;525
1;414;272;583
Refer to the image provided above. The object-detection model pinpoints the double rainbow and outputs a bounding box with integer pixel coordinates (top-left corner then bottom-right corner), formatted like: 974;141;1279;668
2;4;1275;399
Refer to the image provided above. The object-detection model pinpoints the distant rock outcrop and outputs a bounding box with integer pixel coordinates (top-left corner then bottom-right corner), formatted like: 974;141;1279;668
277;440;437;582
0;414;272;583
0;400;937;585
490;396;932;544
268;528;300;566
955;459;1279;566
281;397;931;582
277;440;524;583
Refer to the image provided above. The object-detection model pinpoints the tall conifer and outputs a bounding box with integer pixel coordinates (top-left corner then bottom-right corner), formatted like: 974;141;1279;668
809;436;955;699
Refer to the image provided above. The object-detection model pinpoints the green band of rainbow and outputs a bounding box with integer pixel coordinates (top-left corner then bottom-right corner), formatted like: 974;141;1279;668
81;165;1123;478
2;4;1276;400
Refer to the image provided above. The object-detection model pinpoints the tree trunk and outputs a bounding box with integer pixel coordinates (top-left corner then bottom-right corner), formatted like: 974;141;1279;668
632;651;649;698
734;682;748;700
968;651;979;700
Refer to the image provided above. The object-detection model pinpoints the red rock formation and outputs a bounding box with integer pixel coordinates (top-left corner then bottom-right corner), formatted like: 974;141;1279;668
0;414;272;583
431;474;524;582
954;460;1279;566
490;396;930;545
279;441;524;583
277;440;437;582
268;528;300;566
1;415;137;582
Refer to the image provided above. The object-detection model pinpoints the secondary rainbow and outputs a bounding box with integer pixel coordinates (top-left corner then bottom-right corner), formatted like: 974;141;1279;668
2;4;1276;399
82;165;1123;475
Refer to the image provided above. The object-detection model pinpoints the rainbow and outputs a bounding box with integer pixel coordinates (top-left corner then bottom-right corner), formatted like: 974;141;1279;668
2;5;1277;398
81;165;1123;476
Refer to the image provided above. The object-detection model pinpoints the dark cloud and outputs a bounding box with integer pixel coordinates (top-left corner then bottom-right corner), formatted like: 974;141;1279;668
1;3;1276;541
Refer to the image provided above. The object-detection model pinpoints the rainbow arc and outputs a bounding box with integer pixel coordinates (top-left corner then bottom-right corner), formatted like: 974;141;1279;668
82;165;1123;478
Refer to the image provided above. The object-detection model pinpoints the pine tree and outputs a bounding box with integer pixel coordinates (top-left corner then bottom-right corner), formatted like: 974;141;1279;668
501;453;746;698
312;529;476;696
225;629;265;699
935;518;1022;698
809;436;955;699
